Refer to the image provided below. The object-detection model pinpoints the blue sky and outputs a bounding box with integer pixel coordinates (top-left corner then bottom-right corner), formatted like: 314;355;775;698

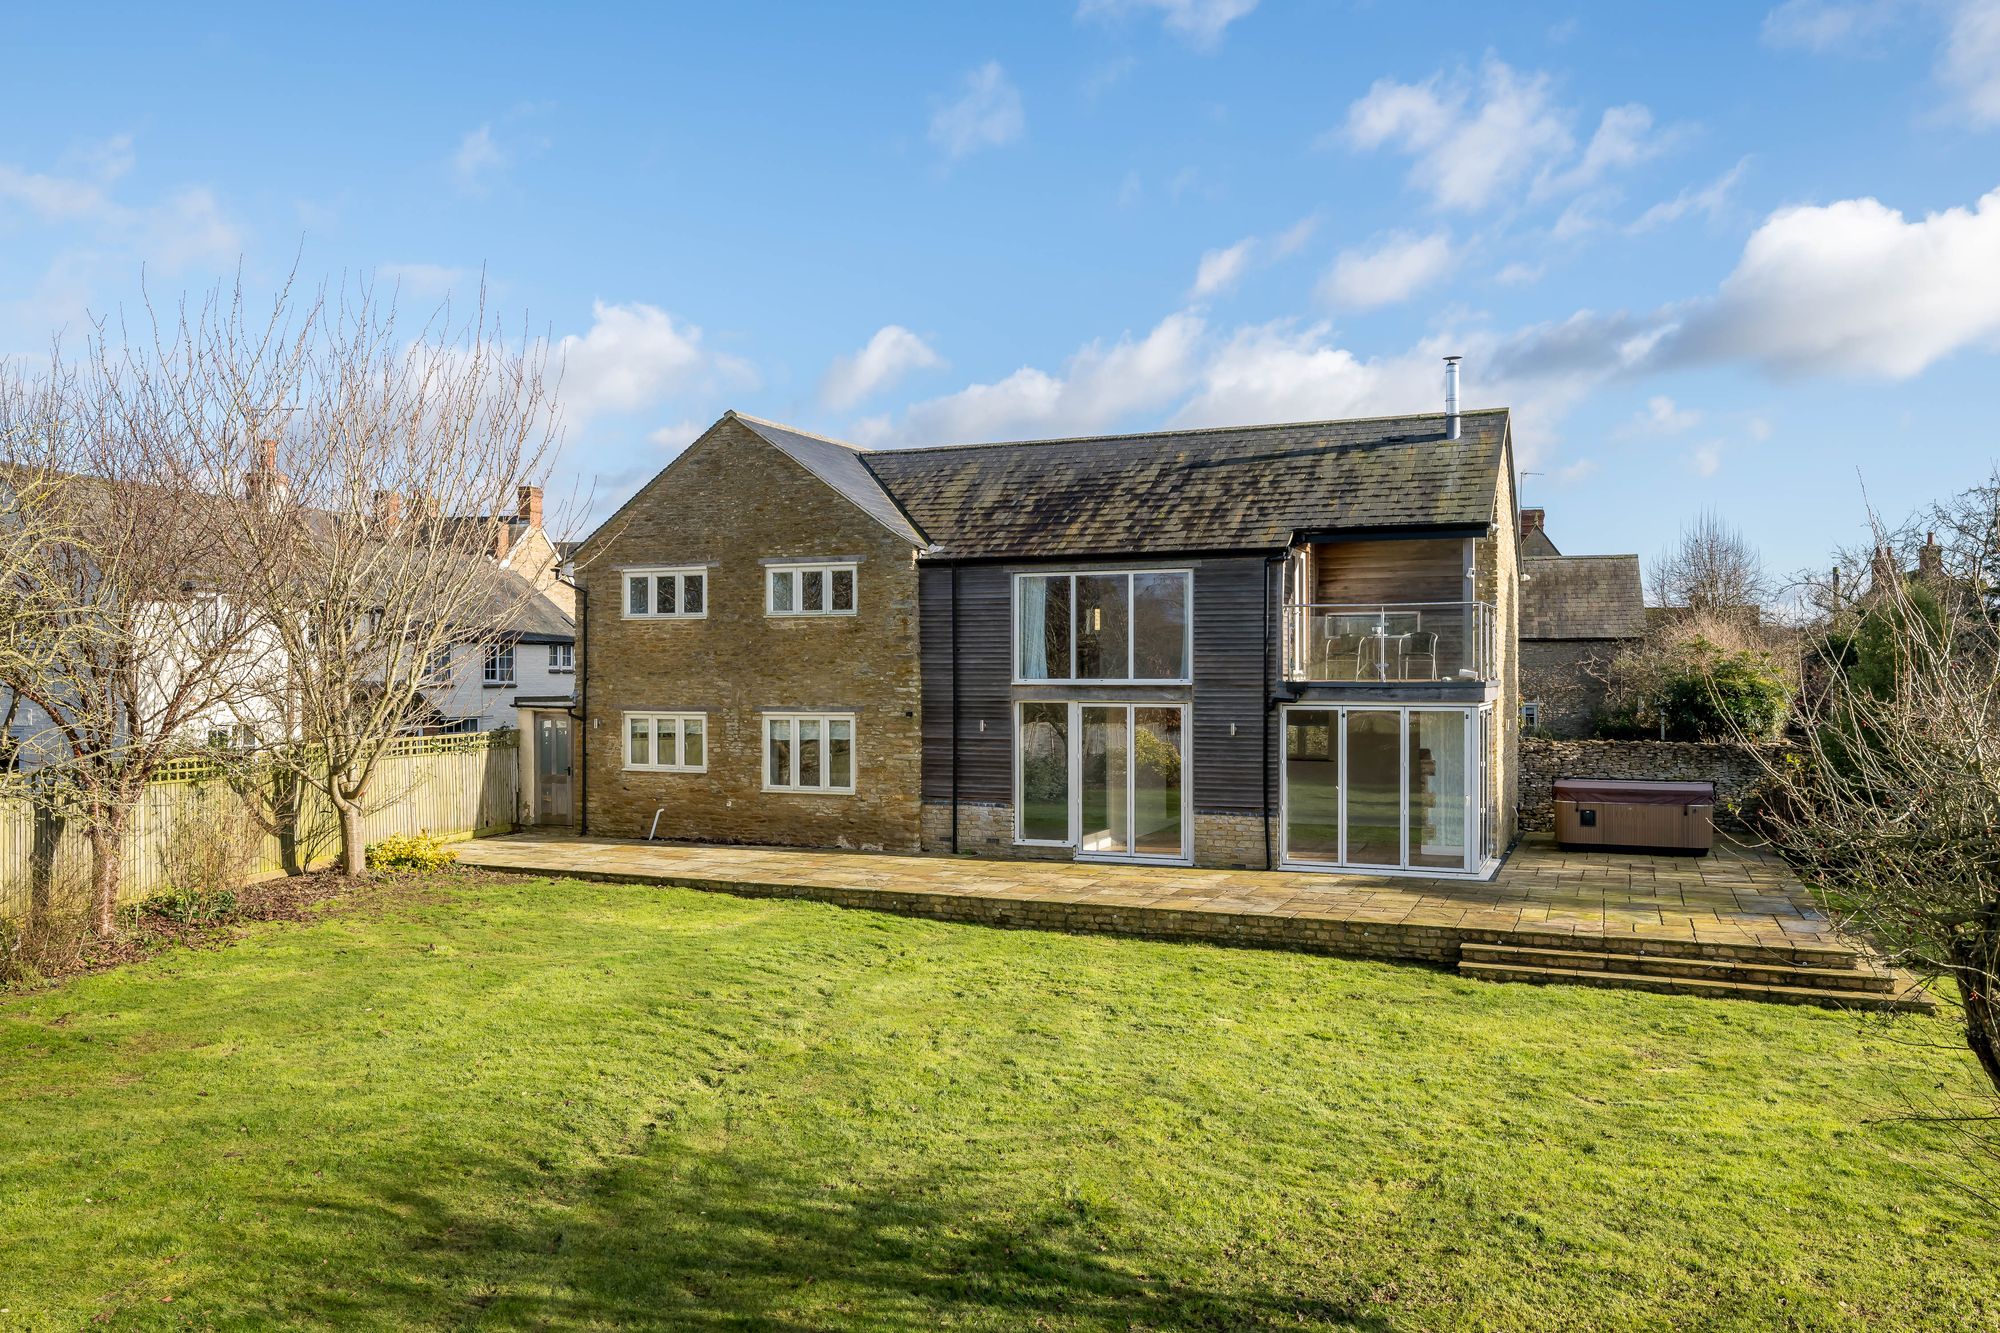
4;1;1999;581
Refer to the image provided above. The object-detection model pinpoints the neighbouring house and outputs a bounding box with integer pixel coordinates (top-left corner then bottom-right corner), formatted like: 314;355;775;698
1517;509;1646;738
568;377;1523;878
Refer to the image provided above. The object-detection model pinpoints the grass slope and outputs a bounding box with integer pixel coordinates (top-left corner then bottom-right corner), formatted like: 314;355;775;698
1;873;1993;1330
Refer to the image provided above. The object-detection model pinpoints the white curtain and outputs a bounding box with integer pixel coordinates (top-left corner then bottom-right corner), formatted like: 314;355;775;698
1020;577;1050;678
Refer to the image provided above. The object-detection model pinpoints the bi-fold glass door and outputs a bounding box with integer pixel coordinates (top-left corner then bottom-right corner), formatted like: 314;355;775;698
1016;701;1190;864
1280;704;1487;874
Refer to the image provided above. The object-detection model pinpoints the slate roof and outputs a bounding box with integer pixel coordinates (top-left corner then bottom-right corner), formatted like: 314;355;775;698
850;409;1509;560
1521;555;1647;640
732;414;928;547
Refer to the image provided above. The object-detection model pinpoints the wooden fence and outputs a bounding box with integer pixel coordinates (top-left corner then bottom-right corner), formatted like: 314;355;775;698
0;731;519;920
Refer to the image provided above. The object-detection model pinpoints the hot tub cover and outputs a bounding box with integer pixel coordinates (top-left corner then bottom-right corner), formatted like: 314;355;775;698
1553;777;1715;806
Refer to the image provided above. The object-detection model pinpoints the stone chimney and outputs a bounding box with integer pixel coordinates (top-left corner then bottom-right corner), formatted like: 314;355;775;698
373;490;402;527
1520;508;1546;543
1869;544;1898;592
1917;531;1943;581
517;484;543;529
493;522;514;560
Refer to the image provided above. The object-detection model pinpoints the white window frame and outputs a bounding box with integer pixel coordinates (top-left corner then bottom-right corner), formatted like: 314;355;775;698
765;562;858;617
483;643;516;686
760;711;858;794
1010;569;1194;686
623;711;708;773
1011;699;1192;864
623;567;709;621
548;642;575;673
1520;700;1541;729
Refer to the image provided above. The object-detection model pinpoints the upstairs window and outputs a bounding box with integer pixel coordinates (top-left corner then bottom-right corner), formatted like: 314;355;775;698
1015;571;1191;683
483;644;515;686
625;567;707;620
548;643;574;672
767;562;856;617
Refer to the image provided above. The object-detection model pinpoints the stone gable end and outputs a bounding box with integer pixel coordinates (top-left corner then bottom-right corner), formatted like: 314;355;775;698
576;417;923;850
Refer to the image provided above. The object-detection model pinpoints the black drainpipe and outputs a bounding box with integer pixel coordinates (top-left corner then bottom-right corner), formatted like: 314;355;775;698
949;562;961;853
567;584;588;835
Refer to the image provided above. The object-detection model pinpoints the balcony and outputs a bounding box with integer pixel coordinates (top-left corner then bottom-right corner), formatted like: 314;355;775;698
1283;601;1495;684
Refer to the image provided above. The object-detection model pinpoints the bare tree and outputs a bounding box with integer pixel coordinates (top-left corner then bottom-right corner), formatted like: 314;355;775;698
215;282;557;877
1755;501;2000;1109
1648;509;1769;614
0;321;282;937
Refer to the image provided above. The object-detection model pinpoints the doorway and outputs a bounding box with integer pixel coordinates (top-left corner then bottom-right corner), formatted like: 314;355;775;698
535;713;574;825
1279;704;1488;875
1015;701;1190;865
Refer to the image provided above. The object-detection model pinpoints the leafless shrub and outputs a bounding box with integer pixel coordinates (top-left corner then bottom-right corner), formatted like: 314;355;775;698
157;785;264;898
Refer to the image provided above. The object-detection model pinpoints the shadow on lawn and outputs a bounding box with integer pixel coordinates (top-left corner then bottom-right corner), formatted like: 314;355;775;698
256;1144;1387;1331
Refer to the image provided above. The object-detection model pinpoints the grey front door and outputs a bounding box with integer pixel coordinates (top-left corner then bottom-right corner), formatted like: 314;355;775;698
535;713;573;824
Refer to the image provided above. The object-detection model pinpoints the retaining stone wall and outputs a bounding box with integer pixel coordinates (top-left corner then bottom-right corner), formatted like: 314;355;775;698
1519;736;1786;831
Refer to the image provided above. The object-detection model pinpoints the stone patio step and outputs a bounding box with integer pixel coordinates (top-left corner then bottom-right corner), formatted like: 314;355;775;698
1455;927;1860;970
1458;954;1935;1013
1459;942;1892;993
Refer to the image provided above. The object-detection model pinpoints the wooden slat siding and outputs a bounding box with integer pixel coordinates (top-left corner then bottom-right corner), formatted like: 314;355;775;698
1313;537;1465;604
0;735;519;920
953;564;1016;803
1191;556;1274;816
922;557;1277;817
918;564;957;803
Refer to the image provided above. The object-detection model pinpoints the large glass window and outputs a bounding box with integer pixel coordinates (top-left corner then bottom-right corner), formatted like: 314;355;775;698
763;712;856;792
1014;571;1189;682
1016;702;1070;843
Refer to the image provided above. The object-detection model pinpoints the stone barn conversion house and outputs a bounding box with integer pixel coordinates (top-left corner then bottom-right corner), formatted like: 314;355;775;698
567;387;1522;879
1516;508;1645;738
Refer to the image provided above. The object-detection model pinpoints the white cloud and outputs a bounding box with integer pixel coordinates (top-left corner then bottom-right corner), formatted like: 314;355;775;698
1340;59;1575;211
1494;260;1546;286
1083;55;1137;98
1690;439;1726;477
452;125;507;192
1555;457;1601;483
1319;231;1455;308
929;62;1025;160
868;311;1203;444
1623;395;1703;435
551;301;755;426
1761;0;1905;51
1190;238;1255;297
647;419;707;452
1076;0;1259;49
1116;170;1143;207
379;263;471;299
1628;160;1747;232
1269;214;1320;258
1538;104;1669;196
1942;0;2000;125
1672;185;2000;377
819;325;945;409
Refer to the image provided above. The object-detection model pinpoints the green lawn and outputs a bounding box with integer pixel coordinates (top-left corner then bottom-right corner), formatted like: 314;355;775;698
2;873;1994;1330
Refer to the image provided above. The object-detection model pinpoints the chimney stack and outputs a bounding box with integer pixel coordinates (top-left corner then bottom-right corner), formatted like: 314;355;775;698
244;436;288;508
1869;544;1898;592
1520;507;1546;541
517;484;543;529
373;490;402;527
1918;531;1943;581
1443;356;1462;441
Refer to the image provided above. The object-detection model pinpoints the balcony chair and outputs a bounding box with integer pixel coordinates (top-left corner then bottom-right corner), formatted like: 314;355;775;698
1399;631;1439;681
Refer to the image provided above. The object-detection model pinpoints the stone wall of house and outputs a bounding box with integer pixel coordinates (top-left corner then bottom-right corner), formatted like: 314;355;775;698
1473;459;1522;848
1517;736;1786;831
921;800;1273;870
1519;639;1617;739
577;416;924;852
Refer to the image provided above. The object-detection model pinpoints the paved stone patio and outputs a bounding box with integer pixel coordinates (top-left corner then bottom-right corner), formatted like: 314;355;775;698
458;831;1855;968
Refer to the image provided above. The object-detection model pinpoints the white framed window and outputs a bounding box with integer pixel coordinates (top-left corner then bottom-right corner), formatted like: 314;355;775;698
1013;570;1192;684
548;643;574;672
624;567;707;620
1521;700;1541;729
766;562;857;617
483;643;515;686
762;712;856;793
624;712;707;772
423;645;453;686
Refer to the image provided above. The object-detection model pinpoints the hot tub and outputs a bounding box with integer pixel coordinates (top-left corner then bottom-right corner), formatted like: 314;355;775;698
1553;778;1715;854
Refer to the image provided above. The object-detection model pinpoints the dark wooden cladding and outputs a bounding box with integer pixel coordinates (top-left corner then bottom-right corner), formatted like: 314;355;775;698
919;555;1277;817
